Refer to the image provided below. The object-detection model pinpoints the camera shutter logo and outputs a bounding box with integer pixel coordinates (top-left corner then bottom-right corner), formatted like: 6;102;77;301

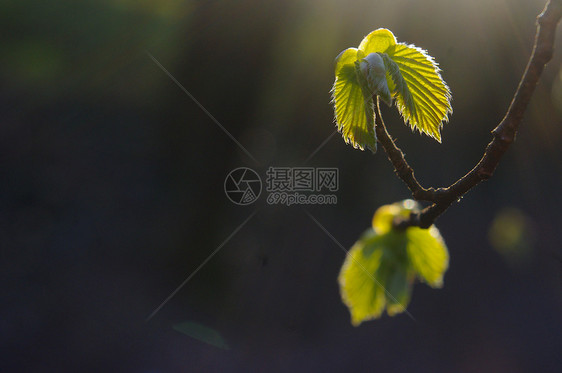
224;167;262;205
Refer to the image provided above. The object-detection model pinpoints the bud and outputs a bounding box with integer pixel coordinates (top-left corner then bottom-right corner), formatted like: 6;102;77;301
358;53;392;106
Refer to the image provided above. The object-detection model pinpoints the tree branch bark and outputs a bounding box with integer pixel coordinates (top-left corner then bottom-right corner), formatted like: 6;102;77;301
374;0;562;229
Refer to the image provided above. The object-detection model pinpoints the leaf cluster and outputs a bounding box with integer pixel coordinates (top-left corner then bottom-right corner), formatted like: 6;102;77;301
332;29;452;151
338;200;448;325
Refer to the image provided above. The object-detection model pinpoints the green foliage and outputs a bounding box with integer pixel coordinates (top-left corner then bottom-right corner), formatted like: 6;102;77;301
338;200;449;325
332;29;452;151
332;48;378;152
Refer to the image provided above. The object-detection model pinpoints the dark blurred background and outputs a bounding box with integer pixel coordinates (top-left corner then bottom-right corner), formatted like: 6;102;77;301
2;0;562;371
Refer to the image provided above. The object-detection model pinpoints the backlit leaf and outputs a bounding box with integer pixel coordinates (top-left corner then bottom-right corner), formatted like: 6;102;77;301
380;53;415;118
332;48;377;152
372;200;413;234
358;28;397;55
386;43;452;141
357;53;392;106
385;266;412;316
406;226;449;288
338;229;387;325
339;200;449;325
332;28;452;148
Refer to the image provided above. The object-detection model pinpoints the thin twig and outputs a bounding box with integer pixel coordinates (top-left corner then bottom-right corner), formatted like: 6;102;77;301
374;0;562;229
374;97;447;203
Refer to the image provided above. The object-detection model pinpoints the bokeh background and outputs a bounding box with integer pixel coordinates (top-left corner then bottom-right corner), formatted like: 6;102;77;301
2;0;562;371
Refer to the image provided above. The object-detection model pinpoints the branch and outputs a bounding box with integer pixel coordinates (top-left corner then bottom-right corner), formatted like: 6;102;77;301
374;98;448;203
374;0;562;229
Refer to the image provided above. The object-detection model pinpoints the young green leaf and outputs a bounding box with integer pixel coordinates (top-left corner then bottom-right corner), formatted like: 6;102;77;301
386;43;452;141
357;52;392;106
338;230;387;325
338;200;449;325
338;227;415;325
332;28;452;147
385;266;412;316
358;28;397;55
406;226;449;288
332;48;377;152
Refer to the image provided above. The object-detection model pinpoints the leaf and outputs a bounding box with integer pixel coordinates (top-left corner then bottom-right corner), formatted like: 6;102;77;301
372;202;406;234
380;53;415;115
338;228;413;325
372;199;418;234
385;43;452;142
332;48;377;152
371;200;448;287
357;53;392;106
358;28;397;55
356;28;451;141
338;200;449;325
332;28;452;148
385;266;412;316
338;229;387;325
406;226;449;287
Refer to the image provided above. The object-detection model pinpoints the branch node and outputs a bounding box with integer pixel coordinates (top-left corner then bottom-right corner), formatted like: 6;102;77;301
412;189;426;200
